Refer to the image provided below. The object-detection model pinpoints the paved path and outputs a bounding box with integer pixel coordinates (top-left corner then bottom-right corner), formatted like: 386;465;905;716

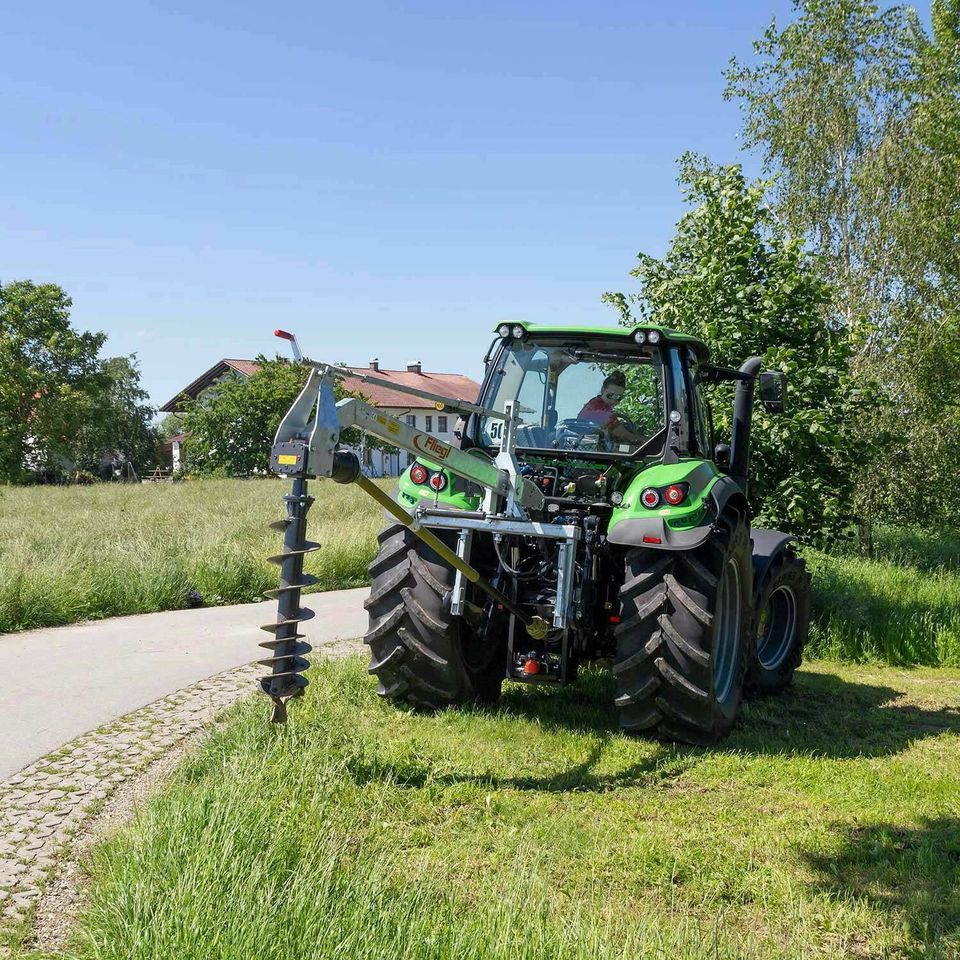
0;636;364;935
0;589;368;780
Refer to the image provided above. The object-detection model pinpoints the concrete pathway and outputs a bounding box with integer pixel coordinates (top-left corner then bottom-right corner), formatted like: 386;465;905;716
0;589;368;780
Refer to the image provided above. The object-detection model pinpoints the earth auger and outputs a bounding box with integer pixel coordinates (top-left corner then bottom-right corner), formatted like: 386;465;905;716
260;329;550;723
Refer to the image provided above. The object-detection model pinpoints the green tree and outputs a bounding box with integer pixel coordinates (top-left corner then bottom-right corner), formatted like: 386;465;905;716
0;280;106;482
725;0;960;528
69;356;159;477
158;412;185;440
604;156;855;542
724;0;923;345
181;358;363;476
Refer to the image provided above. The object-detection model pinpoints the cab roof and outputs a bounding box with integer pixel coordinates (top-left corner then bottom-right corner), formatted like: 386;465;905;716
491;320;710;361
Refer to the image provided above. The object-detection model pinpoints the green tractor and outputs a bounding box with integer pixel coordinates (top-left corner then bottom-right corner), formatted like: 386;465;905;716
263;322;810;744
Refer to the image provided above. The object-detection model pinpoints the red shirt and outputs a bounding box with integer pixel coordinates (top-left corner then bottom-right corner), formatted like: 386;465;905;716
578;396;619;430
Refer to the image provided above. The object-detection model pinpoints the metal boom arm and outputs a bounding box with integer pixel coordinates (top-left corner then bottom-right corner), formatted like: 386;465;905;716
271;365;544;511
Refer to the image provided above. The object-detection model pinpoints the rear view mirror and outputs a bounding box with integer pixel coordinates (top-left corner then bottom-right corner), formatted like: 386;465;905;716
759;372;787;414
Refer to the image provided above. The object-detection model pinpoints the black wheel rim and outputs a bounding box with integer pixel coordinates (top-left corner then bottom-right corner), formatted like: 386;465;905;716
713;558;741;705
756;585;797;670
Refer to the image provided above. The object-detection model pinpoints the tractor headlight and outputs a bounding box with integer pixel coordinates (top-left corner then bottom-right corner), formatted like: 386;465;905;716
647;330;661;344
511;324;525;340
498;323;512;338
633;330;646;344
641;488;660;508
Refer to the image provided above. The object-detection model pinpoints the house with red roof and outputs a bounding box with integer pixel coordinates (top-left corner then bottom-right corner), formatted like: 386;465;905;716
160;358;481;476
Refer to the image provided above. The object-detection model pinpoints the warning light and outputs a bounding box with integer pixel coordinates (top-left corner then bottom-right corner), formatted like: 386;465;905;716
523;657;541;676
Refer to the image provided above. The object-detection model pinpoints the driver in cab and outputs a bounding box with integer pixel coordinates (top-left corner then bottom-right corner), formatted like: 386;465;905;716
577;371;645;445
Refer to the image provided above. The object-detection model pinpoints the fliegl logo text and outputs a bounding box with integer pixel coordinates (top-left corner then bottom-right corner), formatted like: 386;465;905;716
412;434;452;461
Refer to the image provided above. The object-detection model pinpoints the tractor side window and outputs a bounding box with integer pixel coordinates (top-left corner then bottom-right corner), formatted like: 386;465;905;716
687;351;711;455
669;349;691;452
480;342;546;446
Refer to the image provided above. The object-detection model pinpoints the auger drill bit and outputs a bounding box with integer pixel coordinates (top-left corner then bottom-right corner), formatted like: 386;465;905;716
259;475;319;723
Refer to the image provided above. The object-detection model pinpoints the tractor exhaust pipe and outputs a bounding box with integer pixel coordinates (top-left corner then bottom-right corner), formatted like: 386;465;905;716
730;357;762;495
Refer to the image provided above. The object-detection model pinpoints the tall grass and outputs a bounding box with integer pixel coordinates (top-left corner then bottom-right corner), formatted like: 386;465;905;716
57;657;960;960
0;479;385;632
2;480;959;669
808;526;960;667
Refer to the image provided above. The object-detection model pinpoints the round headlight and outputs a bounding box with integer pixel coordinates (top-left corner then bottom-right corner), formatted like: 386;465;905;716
610;491;624;506
647;330;661;344
633;330;646;344
641;488;660;509
511;324;525;340
498;323;512;338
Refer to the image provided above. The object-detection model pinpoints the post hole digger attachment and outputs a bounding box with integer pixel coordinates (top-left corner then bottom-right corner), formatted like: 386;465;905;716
261;322;811;744
261;329;551;722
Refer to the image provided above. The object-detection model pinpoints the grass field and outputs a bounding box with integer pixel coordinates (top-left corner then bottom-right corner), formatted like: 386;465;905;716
1;479;959;666
0;478;386;632
26;656;960;960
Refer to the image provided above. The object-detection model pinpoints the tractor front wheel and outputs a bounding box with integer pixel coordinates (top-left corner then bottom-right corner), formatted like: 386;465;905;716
364;522;506;708
614;507;752;745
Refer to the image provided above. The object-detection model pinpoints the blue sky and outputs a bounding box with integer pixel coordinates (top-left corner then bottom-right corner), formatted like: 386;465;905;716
1;0;797;408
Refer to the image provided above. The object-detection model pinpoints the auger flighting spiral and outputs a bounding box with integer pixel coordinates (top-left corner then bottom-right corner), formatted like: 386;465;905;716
259;474;318;723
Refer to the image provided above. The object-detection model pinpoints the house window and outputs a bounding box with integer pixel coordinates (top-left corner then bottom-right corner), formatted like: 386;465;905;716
438;415;448;433
425;415;433;432
405;415;416;428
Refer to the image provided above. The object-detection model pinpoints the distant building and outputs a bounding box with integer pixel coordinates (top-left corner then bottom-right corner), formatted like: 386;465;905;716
160;358;481;476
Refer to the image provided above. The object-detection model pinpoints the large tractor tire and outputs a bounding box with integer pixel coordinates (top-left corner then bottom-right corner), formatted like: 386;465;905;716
747;549;810;695
364;522;505;708
613;507;751;745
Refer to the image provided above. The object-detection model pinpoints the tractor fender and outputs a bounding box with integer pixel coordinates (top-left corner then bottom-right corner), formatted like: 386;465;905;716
606;473;747;552
750;528;796;599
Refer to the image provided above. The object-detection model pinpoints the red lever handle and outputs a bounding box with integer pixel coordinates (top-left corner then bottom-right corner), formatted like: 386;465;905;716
274;328;295;340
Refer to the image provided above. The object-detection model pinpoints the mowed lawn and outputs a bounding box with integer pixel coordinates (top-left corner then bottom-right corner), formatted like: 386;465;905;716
31;657;960;960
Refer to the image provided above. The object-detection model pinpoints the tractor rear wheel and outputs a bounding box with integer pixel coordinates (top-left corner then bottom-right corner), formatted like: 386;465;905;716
613;507;751;745
364;522;506;708
747;549;810;695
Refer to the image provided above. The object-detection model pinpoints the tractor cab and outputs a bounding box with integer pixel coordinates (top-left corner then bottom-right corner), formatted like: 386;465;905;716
471;322;713;466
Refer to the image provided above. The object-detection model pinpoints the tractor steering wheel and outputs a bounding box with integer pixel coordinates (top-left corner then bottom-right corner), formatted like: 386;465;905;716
554;419;603;449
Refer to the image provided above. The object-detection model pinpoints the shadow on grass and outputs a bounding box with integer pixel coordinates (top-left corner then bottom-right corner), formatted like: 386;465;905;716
344;668;959;795
344;733;696;793
731;670;960;758
867;525;960;573
481;667;960;760
803;817;960;957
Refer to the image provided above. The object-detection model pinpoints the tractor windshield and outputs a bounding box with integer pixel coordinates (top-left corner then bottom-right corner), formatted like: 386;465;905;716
480;339;667;456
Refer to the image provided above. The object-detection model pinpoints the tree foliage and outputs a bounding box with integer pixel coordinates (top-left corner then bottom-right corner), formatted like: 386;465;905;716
724;0;924;344
0;281;159;482
181;357;307;476
68;356;160;478
725;0;960;528
180;358;363;476
605;157;856;542
0;281;107;482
